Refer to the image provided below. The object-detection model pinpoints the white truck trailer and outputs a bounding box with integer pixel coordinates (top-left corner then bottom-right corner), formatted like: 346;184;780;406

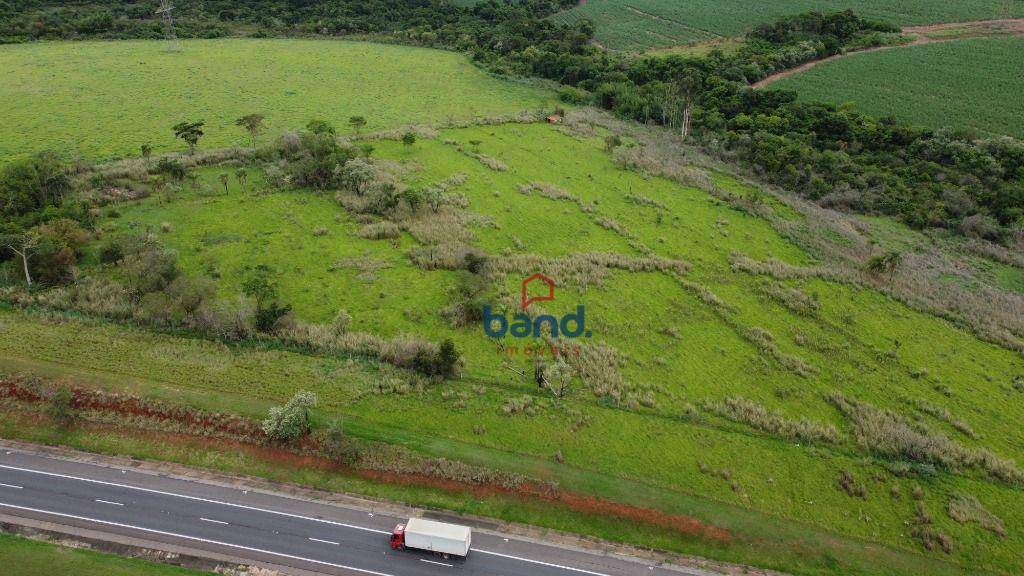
390;517;472;558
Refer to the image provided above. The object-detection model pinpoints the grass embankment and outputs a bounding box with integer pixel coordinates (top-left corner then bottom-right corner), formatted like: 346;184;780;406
2;122;1022;574
770;36;1024;138
0;39;554;163
0;378;981;576
0;533;210;576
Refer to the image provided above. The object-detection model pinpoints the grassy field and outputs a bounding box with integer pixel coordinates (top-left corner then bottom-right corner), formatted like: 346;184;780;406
4;117;1024;574
0;533;209;576
770;36;1024;138
0;39;554;163
551;0;1024;51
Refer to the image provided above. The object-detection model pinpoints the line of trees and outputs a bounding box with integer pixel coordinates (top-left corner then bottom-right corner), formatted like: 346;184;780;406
3;2;1021;241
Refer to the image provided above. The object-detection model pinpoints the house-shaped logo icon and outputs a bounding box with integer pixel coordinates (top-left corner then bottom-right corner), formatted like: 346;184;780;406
521;273;555;311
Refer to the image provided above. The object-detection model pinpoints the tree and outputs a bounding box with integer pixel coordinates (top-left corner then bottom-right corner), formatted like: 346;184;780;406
348;115;366;135
172;121;205;154
235;167;248;191
437;338;459;377
339;157;374;196
468;139;482;153
401;132;417;147
865;250;903;285
140;143;153;165
0;152;70;217
5;230;41;287
667;69;705;141
261;390;317;442
536;358;572;398
235;114;265;148
243;264;291;332
218;172;230;194
306;119;335;135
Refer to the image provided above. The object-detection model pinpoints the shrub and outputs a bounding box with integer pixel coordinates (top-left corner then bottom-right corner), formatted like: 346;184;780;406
319;421;362;465
45;386;76;428
357;221;401;240
156;157;187;180
837;470;867;499
827;392;1024;483
117;235;180;294
947;493;1005;537
261;390;317;443
703;396;839;444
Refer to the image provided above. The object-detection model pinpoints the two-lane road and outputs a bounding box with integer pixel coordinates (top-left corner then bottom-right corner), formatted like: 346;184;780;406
0;450;714;576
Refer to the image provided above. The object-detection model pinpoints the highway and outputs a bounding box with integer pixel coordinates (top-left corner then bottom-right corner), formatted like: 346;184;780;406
0;449;711;576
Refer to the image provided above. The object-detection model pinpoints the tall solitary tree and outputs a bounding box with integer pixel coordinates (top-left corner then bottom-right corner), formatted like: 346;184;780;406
218;172;230;194
172;121;205;155
235;114;265;148
348;115;367;135
140;143;153;165
5;230;41;287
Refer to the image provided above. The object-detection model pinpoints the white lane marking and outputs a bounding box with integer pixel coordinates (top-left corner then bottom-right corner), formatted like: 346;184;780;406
0;483;23;490
420;559;453;567
200;517;228;525
0;502;396;576
2;463;617;576
95;499;124;506
309;537;339;546
472;548;613;576
0;464;388;535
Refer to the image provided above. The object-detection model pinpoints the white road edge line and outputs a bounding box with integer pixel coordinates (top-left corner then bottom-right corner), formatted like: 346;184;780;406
200;517;228;525
308;537;339;546
472;548;613;576
0;502;396;576
95;499;124;506
419;559;453;567
0;483;23;490
0;464;389;535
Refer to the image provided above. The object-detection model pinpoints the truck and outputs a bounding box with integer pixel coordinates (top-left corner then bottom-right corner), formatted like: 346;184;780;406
390;518;472;558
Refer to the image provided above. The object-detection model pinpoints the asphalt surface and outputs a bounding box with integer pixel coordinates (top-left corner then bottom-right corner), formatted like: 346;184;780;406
0;450;711;576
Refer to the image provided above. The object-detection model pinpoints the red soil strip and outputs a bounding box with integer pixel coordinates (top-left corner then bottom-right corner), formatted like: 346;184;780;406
752;18;1024;89
0;378;730;543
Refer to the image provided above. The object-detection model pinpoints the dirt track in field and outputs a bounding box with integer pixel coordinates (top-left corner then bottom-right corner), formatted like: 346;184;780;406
751;18;1024;89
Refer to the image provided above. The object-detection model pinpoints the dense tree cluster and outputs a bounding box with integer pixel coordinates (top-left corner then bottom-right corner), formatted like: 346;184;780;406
1;2;1021;239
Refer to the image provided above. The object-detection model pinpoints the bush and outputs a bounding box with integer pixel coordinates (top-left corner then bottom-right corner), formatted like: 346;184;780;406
261;390;317;443
319;421;362;465
45;386;76;428
156;157;187;180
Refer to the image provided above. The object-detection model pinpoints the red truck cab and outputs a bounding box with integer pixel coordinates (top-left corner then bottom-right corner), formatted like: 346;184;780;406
390;523;406;550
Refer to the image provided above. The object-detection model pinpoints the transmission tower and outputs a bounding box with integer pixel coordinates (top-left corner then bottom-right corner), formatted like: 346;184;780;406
156;0;180;52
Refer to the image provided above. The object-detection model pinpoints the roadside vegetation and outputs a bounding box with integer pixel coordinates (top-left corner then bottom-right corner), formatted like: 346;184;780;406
0;533;211;576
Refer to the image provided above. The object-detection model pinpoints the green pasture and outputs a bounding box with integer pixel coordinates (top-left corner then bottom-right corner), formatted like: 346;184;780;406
550;0;1024;51
770;36;1024;139
0;39;554;163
